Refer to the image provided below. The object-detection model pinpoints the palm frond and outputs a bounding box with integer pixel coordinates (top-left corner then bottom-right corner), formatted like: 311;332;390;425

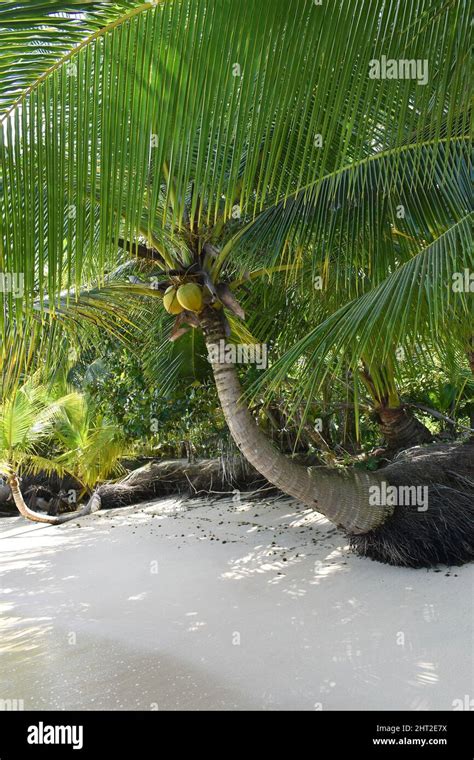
253;212;473;413
1;0;471;325
0;1;145;114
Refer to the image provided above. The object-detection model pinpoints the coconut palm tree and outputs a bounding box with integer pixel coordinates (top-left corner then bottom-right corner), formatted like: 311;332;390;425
1;0;472;563
53;393;128;492
0;376;129;522
0;379;102;522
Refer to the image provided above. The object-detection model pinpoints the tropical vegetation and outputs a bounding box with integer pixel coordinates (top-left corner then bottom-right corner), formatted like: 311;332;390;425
0;0;472;564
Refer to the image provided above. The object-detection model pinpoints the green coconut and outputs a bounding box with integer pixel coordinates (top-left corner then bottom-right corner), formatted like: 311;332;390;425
176;283;203;312
163;286;184;315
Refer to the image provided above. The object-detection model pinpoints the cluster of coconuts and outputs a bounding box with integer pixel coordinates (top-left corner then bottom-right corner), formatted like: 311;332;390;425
163;282;204;315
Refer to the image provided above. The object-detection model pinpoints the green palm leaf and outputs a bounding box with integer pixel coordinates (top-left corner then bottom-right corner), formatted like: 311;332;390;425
254;212;473;413
1;0;471;328
0;1;144;113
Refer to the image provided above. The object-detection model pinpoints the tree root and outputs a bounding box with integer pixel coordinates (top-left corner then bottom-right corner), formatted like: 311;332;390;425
8;475;101;524
349;443;474;567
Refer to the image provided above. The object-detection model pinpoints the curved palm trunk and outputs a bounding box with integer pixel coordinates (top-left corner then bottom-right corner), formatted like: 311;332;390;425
200;309;474;566
377;406;433;450
360;366;433;450
8;476;101;524
200;309;392;534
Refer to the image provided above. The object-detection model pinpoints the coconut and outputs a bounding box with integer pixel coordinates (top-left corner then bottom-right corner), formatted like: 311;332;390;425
176;283;203;312
163;286;184;315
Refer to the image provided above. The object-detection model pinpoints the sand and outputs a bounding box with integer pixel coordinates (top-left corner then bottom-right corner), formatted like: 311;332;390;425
0;493;472;710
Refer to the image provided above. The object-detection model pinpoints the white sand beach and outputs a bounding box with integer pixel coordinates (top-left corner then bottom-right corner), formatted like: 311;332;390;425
0;494;472;711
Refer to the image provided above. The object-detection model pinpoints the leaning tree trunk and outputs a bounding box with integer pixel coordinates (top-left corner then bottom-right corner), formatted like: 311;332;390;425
200;309;393;534
360;365;433;450
8;475;101;524
376;405;433;451
200;308;474;567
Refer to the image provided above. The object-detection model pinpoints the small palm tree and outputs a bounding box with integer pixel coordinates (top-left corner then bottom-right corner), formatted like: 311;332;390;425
0;381;111;523
54;394;127;493
0;379;76;481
